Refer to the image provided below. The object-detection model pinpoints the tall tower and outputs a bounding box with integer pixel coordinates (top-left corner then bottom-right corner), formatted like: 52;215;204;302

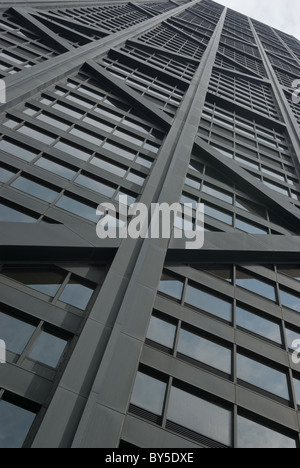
0;0;300;448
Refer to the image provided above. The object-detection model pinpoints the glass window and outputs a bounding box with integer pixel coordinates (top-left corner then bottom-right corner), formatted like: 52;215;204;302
83;116;114;133
54;141;92;162
285;327;300;350
59;278;94;310
0;399;36;448
90;157;127;177
146;315;176;349
1;266;65;296
75;174;116;198
36;113;71;131
237;415;296;448
236;306;282;344
237;353;290;400
235;218;268;235
278;267;300;281
0;167;16;183
0;311;35;355
69;127;104;146
114;129;144;147
158;272;184;301
29;331;67;368
177;329;232;374
185;284;232;322
202;183;233;204
0;202;37;223
56;195;99;223
293;377;300;406
279;288;300;313
206;204;233;225
167;386;232;447
11;176;60;203
130;371;167;416
185;176;201;190
17;125;56;145
236;270;276;302
35;157;77;180
103;142;136;161
52;103;84;120
0;139;39;162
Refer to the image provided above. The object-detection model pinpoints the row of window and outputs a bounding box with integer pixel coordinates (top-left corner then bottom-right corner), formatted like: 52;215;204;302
129;368;297;448
158;267;300;319
217;45;266;77
0;265;96;311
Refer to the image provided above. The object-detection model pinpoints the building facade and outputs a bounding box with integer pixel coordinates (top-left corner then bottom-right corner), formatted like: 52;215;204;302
0;0;300;448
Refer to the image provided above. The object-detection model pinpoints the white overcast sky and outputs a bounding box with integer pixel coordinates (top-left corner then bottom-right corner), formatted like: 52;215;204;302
215;0;300;40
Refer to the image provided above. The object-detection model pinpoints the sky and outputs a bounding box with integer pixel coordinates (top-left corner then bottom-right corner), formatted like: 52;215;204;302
215;0;300;40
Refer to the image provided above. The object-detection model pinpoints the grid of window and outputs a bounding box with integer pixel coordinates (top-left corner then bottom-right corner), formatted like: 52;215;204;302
38;4;152;34
0;391;39;448
176;10;217;32
217;45;266;77
208;69;279;120
182;153;298;235
142;2;177;14
118;44;198;81
0;70;166;223
198;100;300;203
0;12;58;78
285;91;300;130
127;263;300;446
100;56;186;116
137;24;207;61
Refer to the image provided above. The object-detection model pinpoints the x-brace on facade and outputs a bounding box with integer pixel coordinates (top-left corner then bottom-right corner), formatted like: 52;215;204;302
0;0;300;448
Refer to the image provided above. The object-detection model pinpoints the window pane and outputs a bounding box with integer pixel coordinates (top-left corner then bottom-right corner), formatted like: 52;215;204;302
235;218;268;235
0;203;37;222
280;288;300;312
0;167;15;183
11;177;59;203
36;113;71;131
0;139;39;162
70;127;104;146
206;205;233;225
17;125;56;145
59;278;94;310
75;174;115;198
35;157;76;180
237;415;296;448
0;400;36;448
56;195;99;223
90;157;127;177
237;353;289;400
236;306;282;344
0;311;35;354
29;331;67;368
54;141;91;162
177;329;232;374
278;267;300;281
130;371;167;415
146;316;176;349
1;266;65;296
158;273;184;301
202;184;233;204
167;387;232;447
185;285;232;322
236;270;276;302
293;377;300;406
286;327;300;350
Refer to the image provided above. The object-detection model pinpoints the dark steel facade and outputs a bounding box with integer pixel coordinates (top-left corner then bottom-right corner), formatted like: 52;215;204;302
0;0;300;448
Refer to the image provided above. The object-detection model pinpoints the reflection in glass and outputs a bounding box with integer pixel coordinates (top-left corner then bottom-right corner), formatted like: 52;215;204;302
236;306;282;344
75;174;116;198
237;353;289;400
0;400;36;448
35;157;77;180
279;288;300;312
59;278;94;310
0;167;15;183
236;270;276;301
130;371;167;415
0;139;39;162
177;329;232;374
158;273;184;301
56;195;99;223
237;415;296;448
0;311;35;355
167;387;232;447
185;285;232;322
29;331;67;368
146;316;176;349
11;177;59;203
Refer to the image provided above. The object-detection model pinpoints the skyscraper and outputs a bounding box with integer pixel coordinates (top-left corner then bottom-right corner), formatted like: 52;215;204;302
0;0;300;448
